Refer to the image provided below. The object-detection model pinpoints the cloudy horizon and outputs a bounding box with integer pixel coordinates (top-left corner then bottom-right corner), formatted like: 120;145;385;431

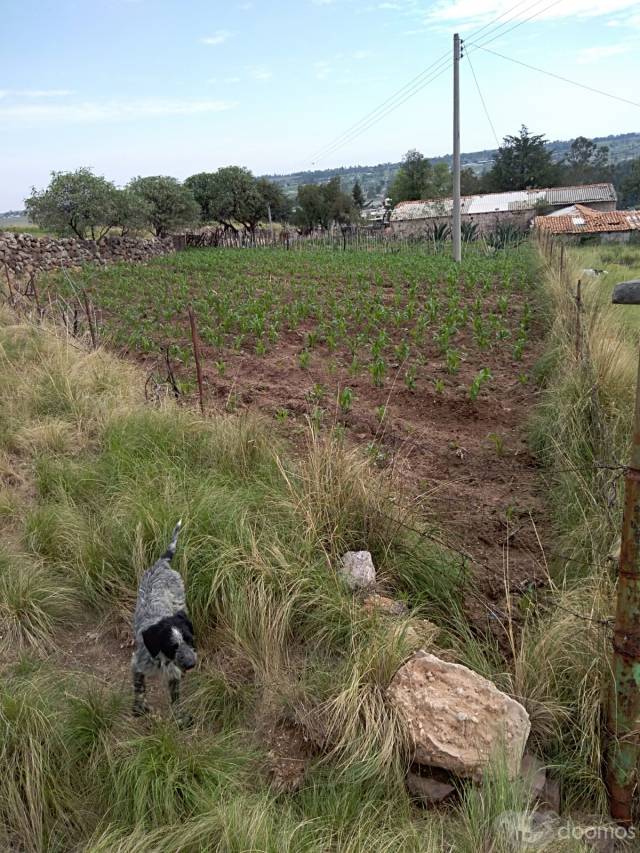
1;0;638;209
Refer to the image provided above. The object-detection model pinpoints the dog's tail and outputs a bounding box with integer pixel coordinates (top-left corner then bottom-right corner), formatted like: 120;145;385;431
162;520;183;561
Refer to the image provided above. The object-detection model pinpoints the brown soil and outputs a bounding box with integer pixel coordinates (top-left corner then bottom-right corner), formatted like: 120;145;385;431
137;286;549;630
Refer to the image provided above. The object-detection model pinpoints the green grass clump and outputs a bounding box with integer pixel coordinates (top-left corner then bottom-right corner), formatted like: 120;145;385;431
100;723;254;828
0;670;76;852
0;548;75;654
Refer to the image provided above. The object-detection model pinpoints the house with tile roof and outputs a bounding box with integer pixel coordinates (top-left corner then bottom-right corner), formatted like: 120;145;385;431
534;204;640;243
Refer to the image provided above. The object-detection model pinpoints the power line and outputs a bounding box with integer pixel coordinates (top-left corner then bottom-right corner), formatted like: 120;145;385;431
468;0;565;52
309;0;565;165
309;53;451;164
311;58;453;164
467;0;556;42
473;45;640;110
464;45;501;148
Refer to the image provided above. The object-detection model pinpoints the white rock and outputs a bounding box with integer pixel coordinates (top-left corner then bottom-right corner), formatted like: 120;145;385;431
340;550;376;590
388;651;530;782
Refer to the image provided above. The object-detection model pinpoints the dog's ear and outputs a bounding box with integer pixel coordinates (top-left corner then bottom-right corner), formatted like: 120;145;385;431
173;611;195;647
142;619;171;657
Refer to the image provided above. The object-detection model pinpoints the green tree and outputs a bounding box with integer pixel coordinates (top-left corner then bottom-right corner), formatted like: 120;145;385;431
294;184;325;230
389;149;433;203
25;168;120;239
425;162;452;198
352;179;365;209
460;167;482;195
127;176;200;237
561;136;610;184
614;157;640;208
485;126;560;191
294;178;356;230
185;169;291;230
256;177;292;223
114;188;151;236
183;172;218;221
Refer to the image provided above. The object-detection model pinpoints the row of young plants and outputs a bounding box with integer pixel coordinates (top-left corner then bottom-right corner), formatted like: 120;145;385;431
41;244;535;400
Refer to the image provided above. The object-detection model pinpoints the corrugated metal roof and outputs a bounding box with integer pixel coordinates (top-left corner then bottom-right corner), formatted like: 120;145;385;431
391;183;617;222
547;205;580;217
534;204;640;235
545;184;616;204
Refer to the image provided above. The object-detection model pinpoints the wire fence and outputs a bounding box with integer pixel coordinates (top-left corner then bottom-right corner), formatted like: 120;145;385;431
177;224;530;254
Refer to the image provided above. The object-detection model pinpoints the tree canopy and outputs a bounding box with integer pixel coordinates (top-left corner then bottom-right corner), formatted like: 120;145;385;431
388;150;458;204
293;177;358;230
25;168;122;240
185;168;290;232
614;157;640;209
484;126;560;191
127;176;200;237
352;180;365;209
561;136;610;185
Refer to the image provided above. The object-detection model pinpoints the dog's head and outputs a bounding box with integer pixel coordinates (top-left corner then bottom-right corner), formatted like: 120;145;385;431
142;611;197;673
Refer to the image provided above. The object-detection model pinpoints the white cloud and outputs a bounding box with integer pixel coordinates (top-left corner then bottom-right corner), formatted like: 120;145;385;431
576;44;629;63
0;98;236;123
200;30;231;45
247;65;273;81
608;11;640;28
314;60;332;80
353;49;372;59
237;1;253;8
428;0;640;27
224;76;242;84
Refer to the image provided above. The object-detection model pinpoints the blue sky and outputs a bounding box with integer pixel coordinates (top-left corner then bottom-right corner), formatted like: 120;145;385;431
1;0;639;209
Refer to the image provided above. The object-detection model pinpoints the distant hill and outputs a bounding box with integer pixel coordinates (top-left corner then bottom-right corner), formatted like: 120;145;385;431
266;131;640;201
0;210;27;222
3;132;639;219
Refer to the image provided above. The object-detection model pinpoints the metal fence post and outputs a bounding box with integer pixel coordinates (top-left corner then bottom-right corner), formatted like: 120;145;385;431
607;278;640;824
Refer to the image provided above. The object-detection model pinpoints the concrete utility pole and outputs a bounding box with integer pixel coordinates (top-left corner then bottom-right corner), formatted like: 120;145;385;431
607;277;640;825
452;32;462;263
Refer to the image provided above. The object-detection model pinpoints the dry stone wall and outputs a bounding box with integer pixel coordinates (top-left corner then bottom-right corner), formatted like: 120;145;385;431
0;232;176;275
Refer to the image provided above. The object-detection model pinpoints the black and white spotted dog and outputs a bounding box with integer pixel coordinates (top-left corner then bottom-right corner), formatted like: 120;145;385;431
131;521;197;718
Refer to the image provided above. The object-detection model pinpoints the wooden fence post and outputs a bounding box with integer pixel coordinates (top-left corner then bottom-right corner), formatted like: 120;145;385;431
30;272;42;316
188;306;205;415
80;288;97;349
3;264;15;304
575;279;582;361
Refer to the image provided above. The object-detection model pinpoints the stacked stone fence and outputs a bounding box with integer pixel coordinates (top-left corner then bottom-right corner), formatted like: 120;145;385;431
0;231;176;276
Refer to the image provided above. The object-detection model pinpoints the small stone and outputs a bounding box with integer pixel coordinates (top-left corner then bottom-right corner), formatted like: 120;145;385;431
340;551;376;590
362;593;408;616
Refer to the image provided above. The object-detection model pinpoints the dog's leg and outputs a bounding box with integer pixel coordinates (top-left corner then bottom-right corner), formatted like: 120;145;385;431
168;674;181;705
168;673;192;729
132;669;149;716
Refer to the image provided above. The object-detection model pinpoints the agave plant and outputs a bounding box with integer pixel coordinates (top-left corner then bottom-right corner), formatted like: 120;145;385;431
485;223;524;250
461;221;479;243
430;222;452;243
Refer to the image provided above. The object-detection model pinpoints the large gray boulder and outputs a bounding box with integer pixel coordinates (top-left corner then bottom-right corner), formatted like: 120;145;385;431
388;651;530;782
